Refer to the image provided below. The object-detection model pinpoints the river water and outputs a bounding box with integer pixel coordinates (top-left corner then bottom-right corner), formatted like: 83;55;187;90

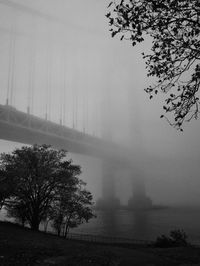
1;207;200;244
70;208;200;244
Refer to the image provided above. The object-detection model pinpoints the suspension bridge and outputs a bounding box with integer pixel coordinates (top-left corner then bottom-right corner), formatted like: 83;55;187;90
0;0;152;209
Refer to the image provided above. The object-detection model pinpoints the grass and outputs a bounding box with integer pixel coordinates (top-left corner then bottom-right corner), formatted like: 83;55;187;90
0;221;200;265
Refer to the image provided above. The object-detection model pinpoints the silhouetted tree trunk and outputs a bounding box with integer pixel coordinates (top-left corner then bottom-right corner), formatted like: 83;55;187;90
64;216;71;238
30;214;40;231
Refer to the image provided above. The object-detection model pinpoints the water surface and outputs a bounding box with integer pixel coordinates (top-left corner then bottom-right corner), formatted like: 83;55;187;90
71;208;200;244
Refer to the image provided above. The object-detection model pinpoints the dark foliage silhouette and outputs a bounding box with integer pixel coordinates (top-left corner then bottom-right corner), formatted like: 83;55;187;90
107;0;200;130
155;229;188;247
0;144;95;231
0;169;16;210
50;179;94;237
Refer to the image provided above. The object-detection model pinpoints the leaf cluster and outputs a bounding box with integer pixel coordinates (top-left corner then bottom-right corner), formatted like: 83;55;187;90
107;0;200;129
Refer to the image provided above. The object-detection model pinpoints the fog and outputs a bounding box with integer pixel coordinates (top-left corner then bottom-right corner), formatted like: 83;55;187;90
0;0;200;207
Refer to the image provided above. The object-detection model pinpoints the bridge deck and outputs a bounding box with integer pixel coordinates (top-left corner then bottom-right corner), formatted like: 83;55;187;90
0;104;129;163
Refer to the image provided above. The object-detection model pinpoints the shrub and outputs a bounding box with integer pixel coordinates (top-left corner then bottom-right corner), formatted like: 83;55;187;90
154;234;174;248
154;229;188;248
170;229;188;246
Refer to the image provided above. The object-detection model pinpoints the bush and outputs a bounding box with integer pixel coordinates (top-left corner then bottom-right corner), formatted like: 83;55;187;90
170;229;188;246
154;229;188;248
155;234;174;248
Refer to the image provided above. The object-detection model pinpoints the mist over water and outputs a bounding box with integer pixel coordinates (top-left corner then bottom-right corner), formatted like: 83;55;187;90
71;209;200;244
0;0;200;241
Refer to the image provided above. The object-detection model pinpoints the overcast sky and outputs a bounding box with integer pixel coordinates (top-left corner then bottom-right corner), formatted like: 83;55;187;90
0;0;200;206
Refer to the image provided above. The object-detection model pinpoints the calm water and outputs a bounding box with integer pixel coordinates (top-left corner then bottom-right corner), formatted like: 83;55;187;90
1;207;200;244
71;208;200;244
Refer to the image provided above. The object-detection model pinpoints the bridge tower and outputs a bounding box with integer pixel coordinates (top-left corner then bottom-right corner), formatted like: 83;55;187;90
128;168;152;209
127;87;152;209
96;74;120;209
97;160;120;209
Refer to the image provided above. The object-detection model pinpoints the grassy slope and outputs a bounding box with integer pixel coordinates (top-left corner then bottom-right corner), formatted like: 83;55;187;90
0;221;200;266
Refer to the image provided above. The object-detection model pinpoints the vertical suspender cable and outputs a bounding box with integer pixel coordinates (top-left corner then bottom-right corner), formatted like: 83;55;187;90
72;50;77;129
82;67;87;133
93;100;96;137
48;49;51;121
27;18;36;115
45;48;49;120
72;86;75;129
7;19;16;106
27;44;32;114
95;97;100;137
80;81;83;132
63;49;68;127
31;44;35;115
59;52;63;125
93;93;97;137
6;25;12;105
45;20;52;121
28;38;35;115
82;88;85;133
63;72;66;126
86;92;88;133
96;92;101;137
73;85;77;129
9;23;16;107
45;47;48;120
76;76;79;130
84;80;89;134
60;48;66;126
45;43;51;121
99;92;102;138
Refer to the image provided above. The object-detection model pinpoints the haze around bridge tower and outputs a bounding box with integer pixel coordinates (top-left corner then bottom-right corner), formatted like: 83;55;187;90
1;0;200;209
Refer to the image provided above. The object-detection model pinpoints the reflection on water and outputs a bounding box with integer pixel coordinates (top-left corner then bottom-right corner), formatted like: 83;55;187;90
71;208;200;244
132;211;149;239
71;210;151;239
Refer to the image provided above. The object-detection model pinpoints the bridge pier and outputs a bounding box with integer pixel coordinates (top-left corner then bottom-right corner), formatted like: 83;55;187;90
96;165;152;210
128;170;152;209
96;161;120;210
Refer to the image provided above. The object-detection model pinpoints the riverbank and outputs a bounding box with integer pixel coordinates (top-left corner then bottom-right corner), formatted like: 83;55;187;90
2;207;200;244
1;221;200;265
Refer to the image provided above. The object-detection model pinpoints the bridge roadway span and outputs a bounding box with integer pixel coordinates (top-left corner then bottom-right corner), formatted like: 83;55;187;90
0;104;131;164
